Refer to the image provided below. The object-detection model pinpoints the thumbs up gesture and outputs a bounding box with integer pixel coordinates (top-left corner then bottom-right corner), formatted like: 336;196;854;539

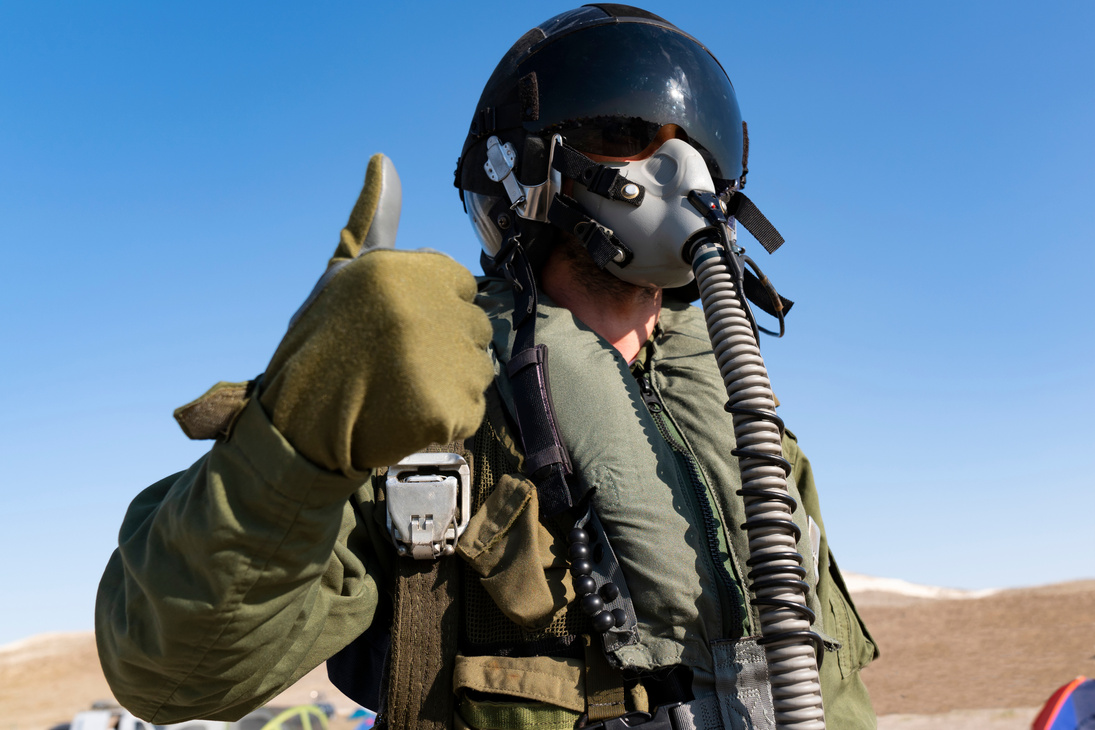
259;154;494;477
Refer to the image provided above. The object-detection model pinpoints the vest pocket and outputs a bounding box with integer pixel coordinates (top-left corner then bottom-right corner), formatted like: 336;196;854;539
453;654;584;730
825;556;878;679
456;473;571;630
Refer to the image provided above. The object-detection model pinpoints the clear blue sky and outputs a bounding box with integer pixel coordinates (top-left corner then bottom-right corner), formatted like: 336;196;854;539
1;2;1092;647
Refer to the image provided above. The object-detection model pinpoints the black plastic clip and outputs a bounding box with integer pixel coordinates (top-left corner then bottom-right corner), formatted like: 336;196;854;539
469;107;496;139
687;189;730;227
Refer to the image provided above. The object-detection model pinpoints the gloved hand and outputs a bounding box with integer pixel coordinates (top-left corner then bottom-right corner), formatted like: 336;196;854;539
258;153;494;477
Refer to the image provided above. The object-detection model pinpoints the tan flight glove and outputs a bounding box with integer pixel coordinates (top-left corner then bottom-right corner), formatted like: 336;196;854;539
255;154;494;477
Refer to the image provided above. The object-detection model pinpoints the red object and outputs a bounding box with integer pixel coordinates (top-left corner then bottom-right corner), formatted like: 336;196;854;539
1033;676;1091;730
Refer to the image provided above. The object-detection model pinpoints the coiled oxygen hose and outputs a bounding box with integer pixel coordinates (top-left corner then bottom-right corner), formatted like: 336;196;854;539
690;237;826;730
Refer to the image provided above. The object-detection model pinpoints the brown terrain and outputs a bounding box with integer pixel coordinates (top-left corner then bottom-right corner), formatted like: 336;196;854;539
2;578;1092;730
855;578;1095;728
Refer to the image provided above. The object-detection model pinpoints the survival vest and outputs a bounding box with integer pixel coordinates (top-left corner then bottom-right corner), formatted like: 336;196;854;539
329;278;877;730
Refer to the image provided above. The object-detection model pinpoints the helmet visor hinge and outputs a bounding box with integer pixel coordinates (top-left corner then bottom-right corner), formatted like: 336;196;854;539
483;136;525;209
481;135;564;226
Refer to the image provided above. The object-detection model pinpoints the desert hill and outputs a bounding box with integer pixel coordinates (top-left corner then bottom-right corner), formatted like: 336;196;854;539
2;576;1092;730
853;575;1095;727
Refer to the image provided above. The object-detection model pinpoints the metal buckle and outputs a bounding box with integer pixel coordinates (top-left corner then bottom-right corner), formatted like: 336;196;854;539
385;452;471;560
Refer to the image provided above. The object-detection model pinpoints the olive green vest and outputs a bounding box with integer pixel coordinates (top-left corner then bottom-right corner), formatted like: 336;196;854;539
382;279;876;730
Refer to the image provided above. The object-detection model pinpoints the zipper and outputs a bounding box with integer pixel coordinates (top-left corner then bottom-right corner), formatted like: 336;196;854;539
638;374;746;636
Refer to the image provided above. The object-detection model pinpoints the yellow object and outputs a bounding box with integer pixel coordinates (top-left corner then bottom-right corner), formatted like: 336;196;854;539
257;705;329;730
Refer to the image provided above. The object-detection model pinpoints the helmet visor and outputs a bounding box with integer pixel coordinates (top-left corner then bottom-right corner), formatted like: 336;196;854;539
520;22;743;181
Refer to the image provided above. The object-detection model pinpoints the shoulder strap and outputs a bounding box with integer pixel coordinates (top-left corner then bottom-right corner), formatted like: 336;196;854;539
496;236;581;518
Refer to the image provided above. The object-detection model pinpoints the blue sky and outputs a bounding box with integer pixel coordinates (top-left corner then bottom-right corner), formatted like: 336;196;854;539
1;2;1092;647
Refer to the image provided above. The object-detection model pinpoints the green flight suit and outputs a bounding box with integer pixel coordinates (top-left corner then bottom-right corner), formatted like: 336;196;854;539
95;292;877;728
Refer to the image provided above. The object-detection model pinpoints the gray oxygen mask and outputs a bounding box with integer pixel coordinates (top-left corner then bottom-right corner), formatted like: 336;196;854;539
572;138;722;289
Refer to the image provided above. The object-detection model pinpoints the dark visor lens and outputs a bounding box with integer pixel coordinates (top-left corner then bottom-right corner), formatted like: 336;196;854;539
520;23;743;180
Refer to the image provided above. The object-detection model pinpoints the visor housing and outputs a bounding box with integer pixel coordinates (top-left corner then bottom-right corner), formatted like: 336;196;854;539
521;21;743;181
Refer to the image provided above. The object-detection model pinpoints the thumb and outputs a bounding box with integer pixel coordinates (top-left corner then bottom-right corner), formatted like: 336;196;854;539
288;153;402;330
331;152;402;264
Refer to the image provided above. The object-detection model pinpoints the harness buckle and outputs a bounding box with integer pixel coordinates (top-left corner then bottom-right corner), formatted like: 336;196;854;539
385;452;471;560
583;703;683;730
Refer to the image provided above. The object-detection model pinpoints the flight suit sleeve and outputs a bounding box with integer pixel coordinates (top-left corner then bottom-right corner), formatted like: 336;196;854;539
783;432;880;729
95;397;391;724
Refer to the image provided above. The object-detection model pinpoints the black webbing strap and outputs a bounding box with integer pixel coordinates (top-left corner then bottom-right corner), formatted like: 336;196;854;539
381;557;459;730
726;192;785;254
552;144;645;206
548;194;634;270
498;242;578;518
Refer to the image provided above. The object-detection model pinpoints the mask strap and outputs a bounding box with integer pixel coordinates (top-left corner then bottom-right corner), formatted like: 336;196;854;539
551;143;646;206
546;194;634;270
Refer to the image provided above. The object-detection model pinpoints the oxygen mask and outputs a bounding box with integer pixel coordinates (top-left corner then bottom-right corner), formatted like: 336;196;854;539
572;135;726;290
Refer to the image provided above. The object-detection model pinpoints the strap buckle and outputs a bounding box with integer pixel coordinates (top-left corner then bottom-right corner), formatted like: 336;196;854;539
385;452;471;560
583;703;684;730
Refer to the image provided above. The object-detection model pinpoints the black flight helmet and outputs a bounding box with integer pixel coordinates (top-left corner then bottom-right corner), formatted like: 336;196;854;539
457;4;745;264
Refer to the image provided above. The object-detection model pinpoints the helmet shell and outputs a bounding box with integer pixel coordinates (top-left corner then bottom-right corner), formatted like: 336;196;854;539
458;4;744;270
458;5;743;195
